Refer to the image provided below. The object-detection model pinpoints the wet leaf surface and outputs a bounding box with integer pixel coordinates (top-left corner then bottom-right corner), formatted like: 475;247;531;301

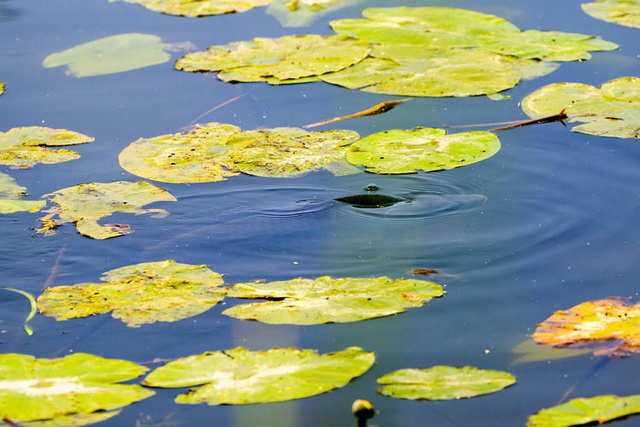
533;297;640;357
0;353;153;422
143;346;374;405
38;260;226;327
36;181;176;239
0;172;45;214
113;0;273;17
528;394;640;426
223;276;443;324
0;126;93;169
377;366;516;400
521;76;640;139
582;0;640;29
346;127;500;174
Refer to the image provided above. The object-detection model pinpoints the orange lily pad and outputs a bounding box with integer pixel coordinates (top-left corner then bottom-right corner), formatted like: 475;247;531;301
533;297;640;357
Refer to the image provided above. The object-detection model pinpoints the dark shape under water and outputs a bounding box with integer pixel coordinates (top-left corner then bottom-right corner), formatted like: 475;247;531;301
335;194;407;208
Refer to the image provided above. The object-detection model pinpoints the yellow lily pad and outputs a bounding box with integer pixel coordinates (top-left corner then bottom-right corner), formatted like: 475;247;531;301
38;260;226;327
0;172;45;214
534;297;640;357
119;123;360;182
119;123;243;183
37;181;176;239
0;126;94;169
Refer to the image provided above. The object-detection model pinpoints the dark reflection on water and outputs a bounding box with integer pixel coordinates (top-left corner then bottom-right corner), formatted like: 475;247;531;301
2;0;640;426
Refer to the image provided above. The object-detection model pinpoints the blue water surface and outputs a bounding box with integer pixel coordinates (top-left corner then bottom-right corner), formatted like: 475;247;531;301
1;0;640;426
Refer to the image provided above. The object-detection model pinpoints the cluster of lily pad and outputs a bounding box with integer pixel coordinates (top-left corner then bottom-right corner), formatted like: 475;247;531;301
118;121;501;183
175;6;618;97
3;2;640;427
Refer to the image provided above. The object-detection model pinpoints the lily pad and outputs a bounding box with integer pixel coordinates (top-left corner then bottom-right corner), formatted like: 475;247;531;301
119;123;243;183
113;0;273;17
330;6;520;48
478;30;618;62
582;0;640;29
0;353;153;423
0;411;121;427
0;126;94;169
43;33;193;78
320;47;522;97
528;394;640;427
346;128;500;174
521;76;640;139
119;123;360;182
0;172;45;214
223;276;443;325
143;346;375;405
533;297;640;357
266;0;365;28
176;34;370;83
377;366;516;400
221;127;359;177
36;181;176;239
37;260;226;327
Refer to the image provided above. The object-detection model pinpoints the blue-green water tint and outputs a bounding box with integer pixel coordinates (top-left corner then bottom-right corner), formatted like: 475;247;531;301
2;0;640;425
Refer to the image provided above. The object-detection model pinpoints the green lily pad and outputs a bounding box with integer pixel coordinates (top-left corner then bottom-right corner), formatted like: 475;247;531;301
521;76;640;139
0;353;153;423
528;394;640;427
377;366;516;400
346;128;500;174
0;172;45;214
113;0;273;17
119;123;243;183
38;260;225;327
320;46;521;97
266;0;365;28
0;126;94;169
37;181;176;239
221;127;359;177
119;123;360;182
43;33;193;78
582;0;640;29
223;276;443;325
478;30;618;61
175;34;371;83
330;6;520;48
143;346;375;405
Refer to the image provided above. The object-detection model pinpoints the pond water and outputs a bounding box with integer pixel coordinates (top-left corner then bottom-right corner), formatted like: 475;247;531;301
2;0;640;425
